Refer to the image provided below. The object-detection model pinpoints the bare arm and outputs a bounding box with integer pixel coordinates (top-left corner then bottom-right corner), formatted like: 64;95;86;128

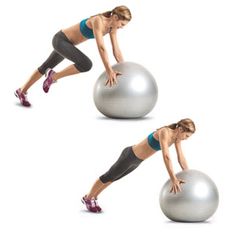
92;17;113;74
109;30;124;63
159;129;184;193
175;141;189;170
91;17;120;86
159;129;177;182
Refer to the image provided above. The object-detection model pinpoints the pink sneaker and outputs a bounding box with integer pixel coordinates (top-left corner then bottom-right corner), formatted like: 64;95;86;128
81;196;102;213
43;68;56;93
14;88;31;107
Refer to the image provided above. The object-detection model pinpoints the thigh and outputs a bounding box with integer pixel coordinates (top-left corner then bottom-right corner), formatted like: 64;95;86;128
106;147;132;176
114;164;140;181
53;35;90;64
100;147;142;183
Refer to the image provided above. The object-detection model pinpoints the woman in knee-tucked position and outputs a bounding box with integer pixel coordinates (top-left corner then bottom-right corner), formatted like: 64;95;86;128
82;118;196;212
15;6;131;107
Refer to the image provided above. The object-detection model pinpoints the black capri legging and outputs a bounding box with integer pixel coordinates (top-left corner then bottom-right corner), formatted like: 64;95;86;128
100;146;143;183
38;31;92;74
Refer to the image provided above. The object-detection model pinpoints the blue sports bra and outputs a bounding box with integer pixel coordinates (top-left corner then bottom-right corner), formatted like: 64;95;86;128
80;18;94;39
148;132;161;151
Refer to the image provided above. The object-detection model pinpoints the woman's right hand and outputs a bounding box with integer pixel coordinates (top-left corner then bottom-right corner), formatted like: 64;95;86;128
170;178;185;194
105;70;121;87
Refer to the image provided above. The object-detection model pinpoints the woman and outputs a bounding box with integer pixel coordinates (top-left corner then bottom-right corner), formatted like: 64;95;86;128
82;118;196;213
15;6;132;107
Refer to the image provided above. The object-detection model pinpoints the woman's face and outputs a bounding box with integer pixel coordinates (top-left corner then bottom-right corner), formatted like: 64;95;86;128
112;15;129;29
177;129;193;141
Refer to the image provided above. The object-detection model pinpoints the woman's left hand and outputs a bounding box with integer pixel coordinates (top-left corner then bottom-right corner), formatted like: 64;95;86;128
170;178;185;194
105;70;122;87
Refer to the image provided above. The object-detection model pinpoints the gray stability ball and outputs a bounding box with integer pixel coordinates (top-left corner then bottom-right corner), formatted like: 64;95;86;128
93;62;158;118
159;169;219;222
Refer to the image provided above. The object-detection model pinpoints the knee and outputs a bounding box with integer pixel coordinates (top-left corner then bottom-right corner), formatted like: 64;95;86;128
83;59;93;72
38;65;47;75
75;58;93;72
99;175;113;183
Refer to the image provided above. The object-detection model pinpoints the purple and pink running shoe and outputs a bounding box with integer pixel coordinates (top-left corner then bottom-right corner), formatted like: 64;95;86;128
43;68;56;93
14;88;31;107
82;196;102;213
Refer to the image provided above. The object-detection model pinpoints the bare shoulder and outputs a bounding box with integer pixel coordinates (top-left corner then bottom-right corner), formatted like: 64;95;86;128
90;15;103;27
158;127;170;149
158;127;169;139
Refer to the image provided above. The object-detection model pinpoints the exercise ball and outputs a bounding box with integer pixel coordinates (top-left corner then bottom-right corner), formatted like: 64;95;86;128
159;169;219;222
93;62;158;118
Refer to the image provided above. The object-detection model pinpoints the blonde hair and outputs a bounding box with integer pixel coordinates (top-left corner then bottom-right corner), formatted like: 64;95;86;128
167;118;196;133
102;5;132;21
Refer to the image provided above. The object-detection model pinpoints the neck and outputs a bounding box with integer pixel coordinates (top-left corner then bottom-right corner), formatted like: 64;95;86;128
170;129;179;143
102;16;113;29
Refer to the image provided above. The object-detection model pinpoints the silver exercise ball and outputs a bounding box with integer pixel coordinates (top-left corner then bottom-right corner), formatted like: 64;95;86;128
93;62;158;118
159;169;219;222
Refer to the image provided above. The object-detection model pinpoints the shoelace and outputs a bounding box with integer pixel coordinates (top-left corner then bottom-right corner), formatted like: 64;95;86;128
23;93;29;102
90;198;98;208
19;91;28;101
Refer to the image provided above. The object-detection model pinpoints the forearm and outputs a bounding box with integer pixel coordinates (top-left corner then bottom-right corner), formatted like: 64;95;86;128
177;154;189;170
110;32;124;63
175;142;189;170
113;49;124;63
98;47;112;73
179;159;189;170
163;155;177;181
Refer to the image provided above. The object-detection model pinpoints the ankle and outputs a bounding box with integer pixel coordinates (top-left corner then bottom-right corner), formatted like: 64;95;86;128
52;73;58;82
87;194;97;200
20;88;27;94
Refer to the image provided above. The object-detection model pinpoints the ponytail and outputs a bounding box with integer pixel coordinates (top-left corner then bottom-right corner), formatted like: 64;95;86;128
101;6;132;21
102;11;112;18
167;123;178;130
158;118;196;133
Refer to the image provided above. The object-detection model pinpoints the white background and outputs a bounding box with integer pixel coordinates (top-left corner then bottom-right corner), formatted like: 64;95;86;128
0;0;236;240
